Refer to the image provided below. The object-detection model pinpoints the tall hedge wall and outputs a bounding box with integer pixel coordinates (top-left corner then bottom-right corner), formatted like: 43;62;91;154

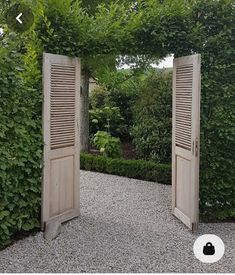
0;37;42;248
187;0;235;220
132;70;172;163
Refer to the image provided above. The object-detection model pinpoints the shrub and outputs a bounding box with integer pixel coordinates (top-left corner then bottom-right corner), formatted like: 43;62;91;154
89;106;125;137
108;82;139;138
176;0;235;221
98;69;142;140
0;37;42;249
132;70;172;163
90;86;108;109
92;131;122;158
80;153;171;185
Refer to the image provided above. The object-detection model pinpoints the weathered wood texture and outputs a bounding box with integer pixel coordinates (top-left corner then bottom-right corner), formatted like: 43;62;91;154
42;53;81;238
172;54;201;231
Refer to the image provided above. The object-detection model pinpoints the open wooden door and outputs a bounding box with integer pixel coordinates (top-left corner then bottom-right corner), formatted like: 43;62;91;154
42;53;81;238
172;54;201;232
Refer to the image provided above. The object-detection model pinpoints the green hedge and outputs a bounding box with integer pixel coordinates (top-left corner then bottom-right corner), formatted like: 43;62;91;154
0;37;42;249
80;153;171;185
180;0;235;221
132;70;172;163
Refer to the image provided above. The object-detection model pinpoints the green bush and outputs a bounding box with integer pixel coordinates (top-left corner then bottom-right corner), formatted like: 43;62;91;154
92;131;122;158
90;86;108;109
107;79;139;138
0;37;42;249
80;153;171;185
132;70;172;163
89;106;125;137
97;69;143;139
89;71;139;140
176;0;235;221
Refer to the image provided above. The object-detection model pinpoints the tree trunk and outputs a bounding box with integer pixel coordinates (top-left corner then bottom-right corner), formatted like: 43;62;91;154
80;68;90;152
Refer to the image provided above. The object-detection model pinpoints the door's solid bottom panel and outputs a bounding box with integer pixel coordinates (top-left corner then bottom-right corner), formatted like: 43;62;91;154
176;155;191;217
174;208;191;229
50;156;74;217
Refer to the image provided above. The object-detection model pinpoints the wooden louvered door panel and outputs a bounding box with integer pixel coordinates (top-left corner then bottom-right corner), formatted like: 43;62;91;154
42;53;81;234
172;54;201;231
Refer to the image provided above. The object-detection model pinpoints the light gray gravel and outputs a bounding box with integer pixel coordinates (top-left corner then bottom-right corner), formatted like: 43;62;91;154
0;170;234;273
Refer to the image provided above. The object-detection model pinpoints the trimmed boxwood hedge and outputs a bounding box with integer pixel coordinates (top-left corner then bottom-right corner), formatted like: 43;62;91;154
80;153;171;185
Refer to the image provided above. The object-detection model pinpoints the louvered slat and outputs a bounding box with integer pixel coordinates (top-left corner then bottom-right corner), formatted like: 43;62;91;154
175;65;193;150
50;64;76;150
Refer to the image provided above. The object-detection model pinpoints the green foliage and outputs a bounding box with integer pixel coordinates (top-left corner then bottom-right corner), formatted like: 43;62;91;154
33;0;81;57
89;70;142;140
90;86;108;109
81;0;133;15
89;106;124;137
92;131;122;158
0;37;42;249
5;3;34;33
133;0;190;57
0;0;11;23
108;87;136;137
96;69;143;139
34;0;139;57
81;153;171;185
132;70;172;163
34;0;190;58
174;0;235;221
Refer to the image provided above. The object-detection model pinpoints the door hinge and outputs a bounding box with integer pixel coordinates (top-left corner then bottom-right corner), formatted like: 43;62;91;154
195;138;199;157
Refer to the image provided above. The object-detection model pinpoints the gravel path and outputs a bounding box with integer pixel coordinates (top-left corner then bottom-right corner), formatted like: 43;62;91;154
0;171;234;273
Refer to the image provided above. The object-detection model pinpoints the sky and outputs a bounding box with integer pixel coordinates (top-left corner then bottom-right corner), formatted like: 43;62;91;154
155;55;174;68
119;55;174;69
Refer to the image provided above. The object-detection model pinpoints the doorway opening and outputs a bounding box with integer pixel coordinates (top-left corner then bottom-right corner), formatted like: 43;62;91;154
42;52;201;239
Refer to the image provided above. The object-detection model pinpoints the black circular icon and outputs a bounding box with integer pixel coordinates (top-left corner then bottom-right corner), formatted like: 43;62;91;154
5;3;34;33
